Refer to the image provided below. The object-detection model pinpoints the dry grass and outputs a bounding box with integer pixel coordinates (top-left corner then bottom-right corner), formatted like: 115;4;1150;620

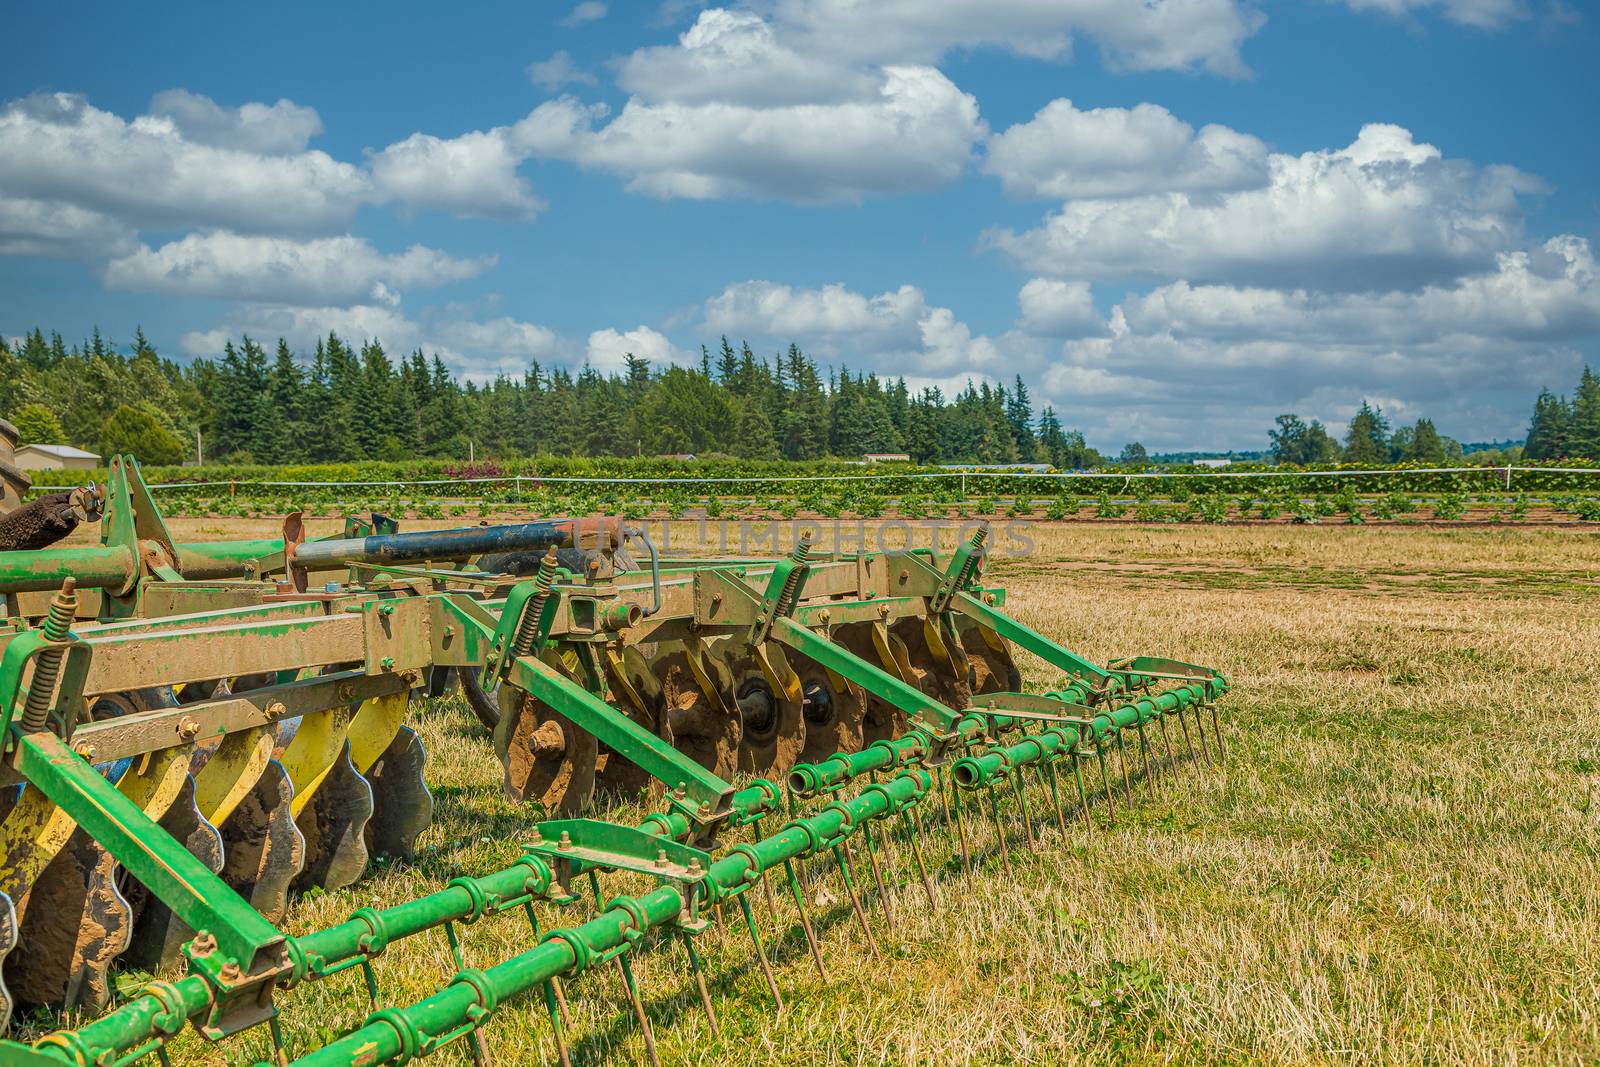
90;521;1600;1064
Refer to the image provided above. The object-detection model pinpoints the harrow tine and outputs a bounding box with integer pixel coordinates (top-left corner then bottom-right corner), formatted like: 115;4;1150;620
1009;770;1038;852
898;807;940;909
521;900;574;1059
615;953;662;1067
1192;702;1216;769
680;931;721;1036
950;785;975;877
1208;701;1226;762
1157;714;1180;782
1071;753;1093;831
1043;758;1069;839
859;822;896;931
782;858;828;979
1113;731;1136;807
1095;744;1118;821
832;844;881;959
737;893;784;1013
1135;722;1157;798
984;783;1015;875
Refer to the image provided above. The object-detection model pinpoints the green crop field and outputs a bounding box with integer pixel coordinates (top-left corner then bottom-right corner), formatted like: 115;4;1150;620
29;517;1592;1066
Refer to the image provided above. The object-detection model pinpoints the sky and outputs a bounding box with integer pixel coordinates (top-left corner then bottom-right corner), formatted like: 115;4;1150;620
1;0;1596;452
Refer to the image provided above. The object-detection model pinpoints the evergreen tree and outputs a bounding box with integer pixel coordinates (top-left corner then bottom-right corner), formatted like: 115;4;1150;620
731;398;781;459
1524;388;1572;460
1407;418;1447;463
1344;401;1389;463
1571;366;1600;457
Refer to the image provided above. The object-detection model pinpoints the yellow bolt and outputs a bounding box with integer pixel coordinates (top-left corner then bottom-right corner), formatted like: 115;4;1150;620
176;716;200;741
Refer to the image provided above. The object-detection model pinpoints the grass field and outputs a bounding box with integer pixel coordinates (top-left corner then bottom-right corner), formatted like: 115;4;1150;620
58;520;1600;1065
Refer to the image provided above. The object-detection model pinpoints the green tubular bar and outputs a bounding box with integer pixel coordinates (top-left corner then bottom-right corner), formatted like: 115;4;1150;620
285;768;933;1067
950;681;1224;790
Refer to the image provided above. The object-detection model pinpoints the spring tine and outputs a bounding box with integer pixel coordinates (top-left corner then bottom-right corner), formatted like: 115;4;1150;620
737;894;784;1013
1009;771;1037;852
681;931;721;1037
523;901;574;1063
615;954;662;1067
1157;713;1181;782
359;958;380;1013
1114;731;1136;806
935;764;952;825
1071;753;1094;831
985;784;1015;877
1135;722;1158;798
858;823;896;931
444;920;466;969
268;1012;289;1067
899;807;940;909
1043;757;1069;839
1192;701;1216;769
783;858;828;979
833;844;881;959
951;786;975;877
1095;744;1118;821
1175;703;1199;768
1208;701;1226;761
752;821;781;919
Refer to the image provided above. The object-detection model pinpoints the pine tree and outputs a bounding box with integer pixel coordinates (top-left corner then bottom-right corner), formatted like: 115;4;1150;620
1407;418;1447;463
732;398;781;459
1344;401;1389;463
1571;366;1600;458
1524;388;1572;460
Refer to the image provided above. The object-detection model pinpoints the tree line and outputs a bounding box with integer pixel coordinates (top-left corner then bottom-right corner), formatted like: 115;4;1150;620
1524;367;1600;461
0;328;1103;468
1263;404;1483;466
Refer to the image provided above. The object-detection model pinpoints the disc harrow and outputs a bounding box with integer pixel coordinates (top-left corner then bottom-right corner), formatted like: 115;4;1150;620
0;456;1230;1065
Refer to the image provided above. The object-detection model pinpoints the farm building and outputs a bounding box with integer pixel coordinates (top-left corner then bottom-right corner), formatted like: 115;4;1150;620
14;444;100;471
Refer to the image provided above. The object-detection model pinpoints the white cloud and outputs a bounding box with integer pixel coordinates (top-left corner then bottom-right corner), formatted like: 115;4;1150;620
0;92;370;235
527;50;598;90
1017;278;1106;337
769;0;1265;76
984;123;1543;290
984;99;1269;200
514;64;982;202
147;89;323;154
1337;0;1528;29
703;279;1004;375
104;232;495;307
369;128;546;220
0;196;135;260
437;316;563;361
617;9;879;105
1032;236;1599;448
585;325;684;372
559;1;607;26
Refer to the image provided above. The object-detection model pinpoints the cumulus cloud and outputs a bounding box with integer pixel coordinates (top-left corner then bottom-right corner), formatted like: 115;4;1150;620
703;280;1005;376
104;232;495;306
1033;235;1599;448
0;92;369;235
1016;278;1106;337
147;88;323;154
1337;0;1528;29
585;325;684;372
369;127;546;220
768;0;1265;76
0;197;135;259
984;99;1269;200
984;123;1544;290
513;64;982;202
527;50;597;90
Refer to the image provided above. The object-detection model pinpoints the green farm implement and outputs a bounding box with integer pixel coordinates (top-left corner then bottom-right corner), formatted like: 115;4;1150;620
0;457;1228;1065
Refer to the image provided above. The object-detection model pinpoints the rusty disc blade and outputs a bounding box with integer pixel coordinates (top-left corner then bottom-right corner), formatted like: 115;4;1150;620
217;760;304;922
364;726;433;860
293;742;373;892
495;687;597;816
0;892;15;1034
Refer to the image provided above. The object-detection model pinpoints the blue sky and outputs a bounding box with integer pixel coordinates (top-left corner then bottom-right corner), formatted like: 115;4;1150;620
1;0;1595;450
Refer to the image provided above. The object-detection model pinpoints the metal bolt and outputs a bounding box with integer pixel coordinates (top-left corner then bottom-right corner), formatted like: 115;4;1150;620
378;603;395;616
176;716;200;741
72;741;97;761
190;931;216;957
337;683;355;701
818;609;831;624
266;701;288;719
878;604;890;617
219;961;241;982
557;831;573;851
401;669;420;686
380;656;395;670
711;591;723;605
655;849;669;869
687;858;702;874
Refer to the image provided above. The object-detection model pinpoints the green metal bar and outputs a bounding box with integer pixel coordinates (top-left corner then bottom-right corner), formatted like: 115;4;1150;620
770;616;959;733
12;730;285;975
949;590;1109;684
509;655;735;816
